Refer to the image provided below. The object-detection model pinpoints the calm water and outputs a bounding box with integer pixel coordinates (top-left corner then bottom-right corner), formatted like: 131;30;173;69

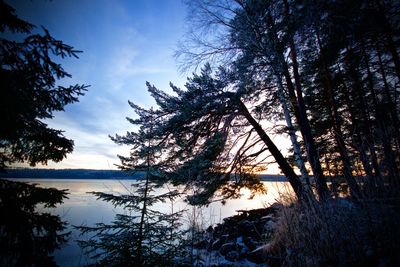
11;179;289;267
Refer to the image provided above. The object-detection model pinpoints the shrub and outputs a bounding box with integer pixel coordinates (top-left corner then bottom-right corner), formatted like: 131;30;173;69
270;196;400;267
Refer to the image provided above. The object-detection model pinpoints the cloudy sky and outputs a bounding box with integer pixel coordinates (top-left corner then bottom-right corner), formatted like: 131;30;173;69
8;0;189;169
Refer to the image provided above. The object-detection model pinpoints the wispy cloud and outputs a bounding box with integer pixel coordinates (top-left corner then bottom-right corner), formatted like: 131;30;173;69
10;0;188;170
106;44;171;92
36;112;131;169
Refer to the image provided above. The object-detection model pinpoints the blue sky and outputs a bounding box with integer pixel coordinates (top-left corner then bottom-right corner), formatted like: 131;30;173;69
8;0;188;169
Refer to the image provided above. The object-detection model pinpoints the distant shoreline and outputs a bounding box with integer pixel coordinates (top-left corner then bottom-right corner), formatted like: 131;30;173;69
0;168;287;182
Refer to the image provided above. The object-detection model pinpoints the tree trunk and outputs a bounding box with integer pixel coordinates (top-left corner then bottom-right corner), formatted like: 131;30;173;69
341;72;376;192
375;42;400;181
263;11;329;200
274;73;311;191
284;44;329;200
316;32;361;198
280;0;329;200
375;41;400;145
240;0;328;200
236;98;308;201
360;40;384;185
376;0;400;82
136;141;152;266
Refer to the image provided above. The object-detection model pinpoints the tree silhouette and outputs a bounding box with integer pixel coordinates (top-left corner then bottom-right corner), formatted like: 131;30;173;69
78;124;186;267
0;180;69;267
0;1;86;266
176;0;400;200
0;0;87;168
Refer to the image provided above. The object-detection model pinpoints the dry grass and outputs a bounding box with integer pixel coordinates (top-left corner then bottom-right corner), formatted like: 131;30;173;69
267;193;400;267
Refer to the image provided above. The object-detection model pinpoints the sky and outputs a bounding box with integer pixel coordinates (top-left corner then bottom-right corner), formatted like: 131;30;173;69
6;0;291;173
7;0;189;170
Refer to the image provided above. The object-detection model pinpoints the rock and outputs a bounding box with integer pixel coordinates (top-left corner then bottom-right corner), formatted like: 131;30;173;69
239;245;250;258
219;242;243;256
211;263;234;267
269;203;283;211
173;257;192;267
227;230;237;240
225;250;239;261
193;259;205;267
212;238;223;250
219;242;237;256
238;220;254;236
243;236;258;250
220;234;229;243
199;205;284;265
260;214;274;221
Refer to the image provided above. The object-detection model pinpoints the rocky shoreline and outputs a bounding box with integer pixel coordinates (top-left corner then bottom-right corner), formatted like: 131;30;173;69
186;203;283;267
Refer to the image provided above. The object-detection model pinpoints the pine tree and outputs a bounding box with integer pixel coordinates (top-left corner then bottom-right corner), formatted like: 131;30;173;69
76;181;185;267
0;179;69;267
111;63;312;204
178;0;329;200
77;122;187;267
0;0;87;168
297;0;400;195
177;0;400;199
0;2;86;265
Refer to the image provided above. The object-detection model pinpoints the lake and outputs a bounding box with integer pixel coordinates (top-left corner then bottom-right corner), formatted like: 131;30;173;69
10;178;289;267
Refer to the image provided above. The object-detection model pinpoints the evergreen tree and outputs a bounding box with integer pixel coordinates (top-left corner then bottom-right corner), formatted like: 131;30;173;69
77;122;187;267
178;0;330;200
296;0;400;194
0;0;87;168
177;0;400;199
0;2;86;265
0;179;69;267
111;64;310;204
76;181;185;267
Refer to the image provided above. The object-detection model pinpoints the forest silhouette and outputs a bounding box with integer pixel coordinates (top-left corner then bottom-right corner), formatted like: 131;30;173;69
1;0;400;266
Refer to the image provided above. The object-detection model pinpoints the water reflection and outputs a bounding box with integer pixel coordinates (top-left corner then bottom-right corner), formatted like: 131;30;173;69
12;179;289;267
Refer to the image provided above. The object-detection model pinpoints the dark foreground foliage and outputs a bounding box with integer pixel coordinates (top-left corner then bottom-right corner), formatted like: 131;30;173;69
78;0;400;265
0;2;84;265
76;179;187;267
172;196;400;267
267;196;400;267
0;179;69;267
0;0;87;168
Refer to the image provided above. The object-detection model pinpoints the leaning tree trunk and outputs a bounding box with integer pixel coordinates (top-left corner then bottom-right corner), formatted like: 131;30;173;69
235;98;308;201
283;45;329;200
265;10;329;200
